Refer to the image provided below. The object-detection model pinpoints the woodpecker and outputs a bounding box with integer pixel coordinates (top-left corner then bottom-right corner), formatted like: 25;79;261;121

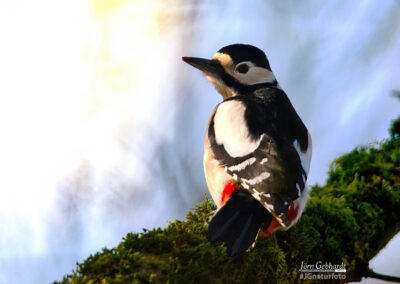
182;44;312;260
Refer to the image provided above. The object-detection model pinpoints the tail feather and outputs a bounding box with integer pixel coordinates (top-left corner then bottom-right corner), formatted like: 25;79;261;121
208;190;272;260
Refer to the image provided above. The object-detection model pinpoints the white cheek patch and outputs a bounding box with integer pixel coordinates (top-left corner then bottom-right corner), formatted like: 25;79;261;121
293;133;312;175
234;65;276;85
213;100;262;157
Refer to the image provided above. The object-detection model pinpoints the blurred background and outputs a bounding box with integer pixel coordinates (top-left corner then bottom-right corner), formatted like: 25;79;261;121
0;0;399;283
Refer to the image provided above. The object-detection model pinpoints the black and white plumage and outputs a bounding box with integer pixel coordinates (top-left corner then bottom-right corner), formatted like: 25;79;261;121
182;44;312;259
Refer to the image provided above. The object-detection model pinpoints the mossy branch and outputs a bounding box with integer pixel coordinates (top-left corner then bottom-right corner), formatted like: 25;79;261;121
57;118;400;284
365;269;400;283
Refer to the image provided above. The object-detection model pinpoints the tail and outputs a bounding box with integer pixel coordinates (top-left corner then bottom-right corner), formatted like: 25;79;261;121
207;190;272;260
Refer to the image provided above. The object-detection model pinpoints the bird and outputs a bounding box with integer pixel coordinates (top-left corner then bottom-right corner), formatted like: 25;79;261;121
182;44;312;260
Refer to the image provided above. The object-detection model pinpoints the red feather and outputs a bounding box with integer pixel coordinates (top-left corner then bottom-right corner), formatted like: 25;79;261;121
220;181;240;205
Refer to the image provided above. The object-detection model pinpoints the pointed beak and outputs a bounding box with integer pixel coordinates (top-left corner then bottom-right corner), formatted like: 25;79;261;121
182;57;223;76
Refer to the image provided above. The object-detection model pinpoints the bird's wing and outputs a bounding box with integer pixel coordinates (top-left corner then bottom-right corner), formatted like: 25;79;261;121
208;89;311;226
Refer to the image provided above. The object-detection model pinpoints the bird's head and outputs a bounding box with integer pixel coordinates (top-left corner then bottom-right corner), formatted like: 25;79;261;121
182;44;277;98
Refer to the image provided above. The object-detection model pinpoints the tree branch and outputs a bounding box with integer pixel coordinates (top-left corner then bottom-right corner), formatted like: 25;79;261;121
365;269;400;283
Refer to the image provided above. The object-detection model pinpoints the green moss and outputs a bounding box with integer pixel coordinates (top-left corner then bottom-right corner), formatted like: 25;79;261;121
58;120;400;284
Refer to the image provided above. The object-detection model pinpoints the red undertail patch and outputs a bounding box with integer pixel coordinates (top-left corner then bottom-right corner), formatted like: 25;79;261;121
221;181;240;206
259;219;281;236
259;203;299;236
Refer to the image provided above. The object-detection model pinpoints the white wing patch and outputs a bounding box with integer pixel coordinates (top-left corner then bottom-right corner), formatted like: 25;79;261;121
213;100;262;157
228;157;256;172
241;181;250;189
293;132;312;175
241;172;270;185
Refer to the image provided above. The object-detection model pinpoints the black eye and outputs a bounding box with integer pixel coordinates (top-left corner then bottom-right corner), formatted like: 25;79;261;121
236;64;249;74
